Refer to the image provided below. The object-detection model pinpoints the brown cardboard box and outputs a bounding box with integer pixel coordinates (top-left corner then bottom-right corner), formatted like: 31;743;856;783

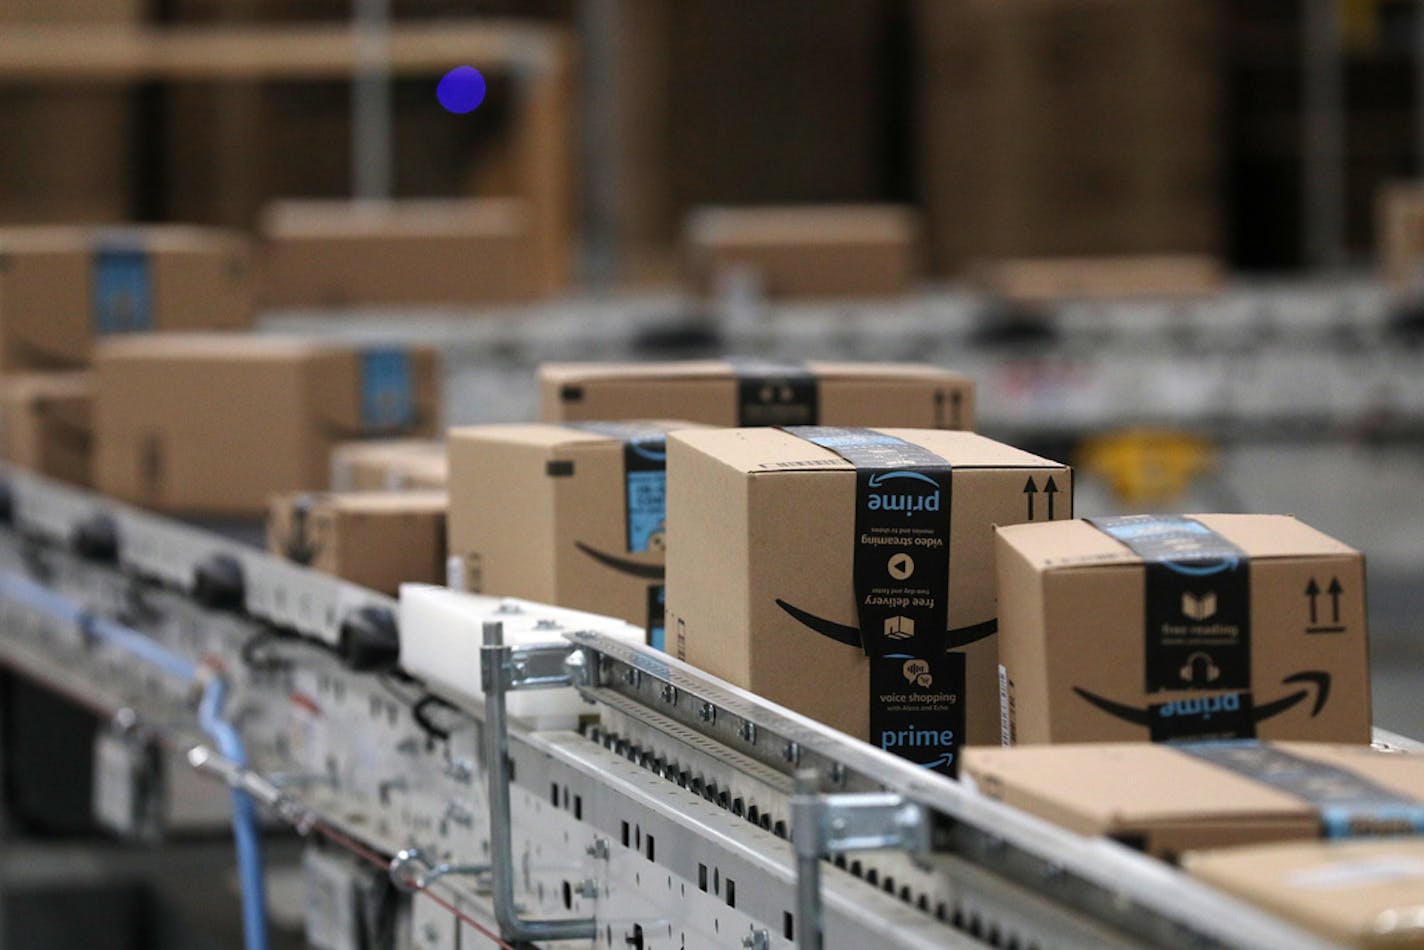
540;361;975;430
0;226;253;371
682;205;921;298
330;439;446;491
914;0;1220;274
968;255;1224;304
964;742;1424;861
0;373;93;487
1185;838;1424;947
1378;182;1424;289
268;491;446;596
666;427;1072;774
259;199;542;307
448;421;702;644
995;515;1371;746
95;335;439;516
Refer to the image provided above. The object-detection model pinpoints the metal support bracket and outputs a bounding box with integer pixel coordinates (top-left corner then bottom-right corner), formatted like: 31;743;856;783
504;641;589;691
388;847;490;893
791;770;930;950
481;621;597;943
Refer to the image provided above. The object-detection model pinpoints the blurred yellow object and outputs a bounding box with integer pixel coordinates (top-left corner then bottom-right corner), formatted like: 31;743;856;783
1078;429;1218;507
1342;0;1379;53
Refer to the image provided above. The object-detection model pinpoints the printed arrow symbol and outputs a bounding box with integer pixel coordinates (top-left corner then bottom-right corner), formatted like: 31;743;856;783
1305;578;1320;624
950;390;962;427
1327;577;1342;623
1023;477;1038;521
1043;476;1059;520
934;390;945;428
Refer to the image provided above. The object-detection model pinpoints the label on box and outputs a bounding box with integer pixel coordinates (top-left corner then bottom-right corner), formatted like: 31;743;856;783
786;426;960;776
998;664;1016;747
359;349;415;429
1088;515;1251;694
92;242;153;335
731;358;819;426
1180;741;1424;838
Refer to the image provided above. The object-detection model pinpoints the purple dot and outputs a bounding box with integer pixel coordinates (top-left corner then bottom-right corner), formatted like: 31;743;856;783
437;66;487;114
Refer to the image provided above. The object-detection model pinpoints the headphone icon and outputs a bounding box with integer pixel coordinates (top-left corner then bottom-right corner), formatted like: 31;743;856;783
1179;651;1221;684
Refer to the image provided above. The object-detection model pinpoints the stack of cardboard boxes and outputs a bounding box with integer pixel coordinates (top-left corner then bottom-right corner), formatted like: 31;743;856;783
0;225;254;487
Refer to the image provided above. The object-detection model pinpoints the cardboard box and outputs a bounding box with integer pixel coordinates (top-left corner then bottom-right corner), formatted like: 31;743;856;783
1378;182;1424;289
330;439;446;491
0;373;93;487
259;199;542;307
968;255;1224;303
666;427;1072;775
682;205;921;298
268;491;446;596
995;515;1371;746
448;421;704;644
540;361;975;430
1185;838;1424;947
95;335;439;516
0;226;253;371
964;741;1424;861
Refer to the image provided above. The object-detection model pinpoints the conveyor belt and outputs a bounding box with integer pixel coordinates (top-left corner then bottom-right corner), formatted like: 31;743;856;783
0;464;1373;948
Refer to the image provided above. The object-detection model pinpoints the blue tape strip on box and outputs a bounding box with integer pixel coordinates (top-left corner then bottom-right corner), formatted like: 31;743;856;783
1181;740;1424;838
93;239;153;335
360;349;415;429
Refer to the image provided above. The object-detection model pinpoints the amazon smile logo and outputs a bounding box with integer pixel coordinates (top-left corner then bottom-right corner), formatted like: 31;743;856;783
575;542;665;581
1073;671;1332;727
775;599;996;651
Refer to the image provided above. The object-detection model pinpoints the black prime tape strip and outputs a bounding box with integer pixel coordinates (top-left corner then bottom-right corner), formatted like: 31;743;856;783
1088;515;1252;704
728;358;819;426
786;425;960;777
1180;741;1424;838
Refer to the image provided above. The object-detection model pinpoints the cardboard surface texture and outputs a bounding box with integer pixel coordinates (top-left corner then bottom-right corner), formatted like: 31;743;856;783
914;0;1220;273
268;491;446;596
540;360;975;430
682;205;921;298
330;439;447;491
995;514;1371;746
969;255;1224;303
964;742;1424;860
1378;182;1424;289
666;426;1072;774
0;226;253;371
0;372;93;487
448;421;702;643
1184;837;1424;947
95;334;439;516
260;199;542;307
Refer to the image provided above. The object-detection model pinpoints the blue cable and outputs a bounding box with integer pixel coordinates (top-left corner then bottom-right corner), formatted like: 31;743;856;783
85;612;199;681
199;676;269;950
0;567;268;950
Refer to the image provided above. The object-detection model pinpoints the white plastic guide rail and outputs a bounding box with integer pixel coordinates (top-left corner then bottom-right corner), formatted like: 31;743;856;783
0;463;1360;949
